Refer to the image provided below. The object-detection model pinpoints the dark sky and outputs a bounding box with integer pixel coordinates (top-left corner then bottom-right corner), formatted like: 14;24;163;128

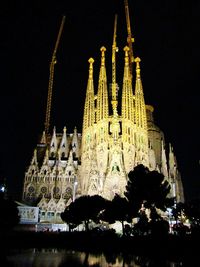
0;0;199;202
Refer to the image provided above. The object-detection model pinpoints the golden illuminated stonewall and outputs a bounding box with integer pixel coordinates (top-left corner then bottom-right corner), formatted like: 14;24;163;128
22;3;184;223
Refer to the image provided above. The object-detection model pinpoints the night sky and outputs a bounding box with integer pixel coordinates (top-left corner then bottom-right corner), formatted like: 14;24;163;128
0;0;199;202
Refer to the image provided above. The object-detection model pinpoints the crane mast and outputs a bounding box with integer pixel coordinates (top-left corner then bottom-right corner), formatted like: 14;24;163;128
124;0;134;79
44;15;66;134
111;14;118;117
110;14;121;142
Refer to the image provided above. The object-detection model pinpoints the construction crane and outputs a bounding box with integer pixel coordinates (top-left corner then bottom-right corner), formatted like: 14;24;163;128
44;15;66;134
111;14;119;117
124;0;134;79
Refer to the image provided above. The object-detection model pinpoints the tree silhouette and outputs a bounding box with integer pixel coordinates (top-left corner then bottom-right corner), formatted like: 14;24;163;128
0;192;20;232
99;194;131;235
172;202;185;223
61;195;108;231
132;210;149;236
185;198;200;236
60;203;80;232
125;164;173;226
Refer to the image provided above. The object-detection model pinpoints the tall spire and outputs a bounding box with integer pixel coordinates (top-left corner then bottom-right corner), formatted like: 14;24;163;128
40;130;46;144
169;143;176;179
96;46;109;122
82;58;95;131
72;126;80;159
161;139;169;178
134;57;149;166
121;46;134;121
31;149;38;165
134;57;147;130
50;126;58;157
60;126;69;158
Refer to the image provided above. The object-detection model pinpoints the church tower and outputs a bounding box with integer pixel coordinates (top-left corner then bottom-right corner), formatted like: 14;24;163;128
22;1;184;223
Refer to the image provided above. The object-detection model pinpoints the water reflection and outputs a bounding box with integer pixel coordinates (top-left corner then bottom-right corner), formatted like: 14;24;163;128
6;248;184;267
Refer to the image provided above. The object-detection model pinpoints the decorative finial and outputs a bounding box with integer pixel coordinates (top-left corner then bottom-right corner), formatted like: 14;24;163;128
135;57;141;78
100;46;106;66
34;148;37;159
124;46;129;66
88;58;94;64
63;126;67;133
88;58;94;79
40;130;46;144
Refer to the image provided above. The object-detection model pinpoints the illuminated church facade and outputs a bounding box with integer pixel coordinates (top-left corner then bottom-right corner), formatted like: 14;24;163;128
22;4;184;223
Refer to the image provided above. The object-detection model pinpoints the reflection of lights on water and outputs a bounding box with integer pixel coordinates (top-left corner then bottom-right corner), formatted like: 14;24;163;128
6;249;181;266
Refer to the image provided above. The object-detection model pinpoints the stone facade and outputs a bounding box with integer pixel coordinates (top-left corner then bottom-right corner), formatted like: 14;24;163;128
22;8;184;223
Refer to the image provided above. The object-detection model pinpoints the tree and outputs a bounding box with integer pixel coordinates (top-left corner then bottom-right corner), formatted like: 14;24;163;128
0;192;20;232
60;203;80;232
99;194;131;236
125;164;173;223
184;198;200;236
132;210;149;236
61;195;108;231
171;202;186;223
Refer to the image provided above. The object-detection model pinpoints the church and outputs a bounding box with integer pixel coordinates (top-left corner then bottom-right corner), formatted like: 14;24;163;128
22;1;184;224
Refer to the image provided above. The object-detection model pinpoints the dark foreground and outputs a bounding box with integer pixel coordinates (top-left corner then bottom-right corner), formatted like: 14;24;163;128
1;229;199;262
